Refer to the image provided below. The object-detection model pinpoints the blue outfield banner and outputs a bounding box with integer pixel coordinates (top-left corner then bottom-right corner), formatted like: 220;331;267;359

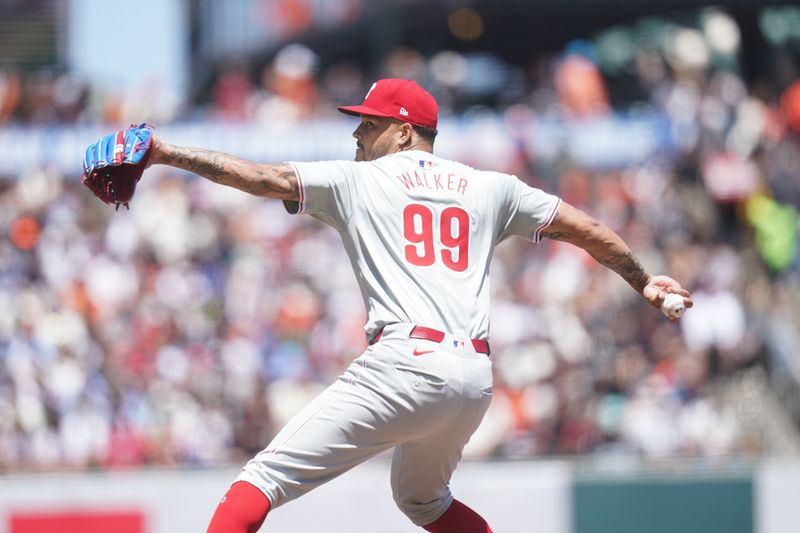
0;112;677;177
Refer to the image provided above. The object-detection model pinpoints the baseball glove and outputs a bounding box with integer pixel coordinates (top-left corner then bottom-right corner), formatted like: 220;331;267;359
82;123;153;209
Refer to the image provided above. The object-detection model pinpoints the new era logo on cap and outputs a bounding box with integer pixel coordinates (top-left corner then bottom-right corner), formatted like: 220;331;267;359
365;82;377;100
337;78;438;129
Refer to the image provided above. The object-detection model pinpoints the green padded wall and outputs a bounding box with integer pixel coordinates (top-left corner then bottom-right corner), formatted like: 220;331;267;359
573;474;753;533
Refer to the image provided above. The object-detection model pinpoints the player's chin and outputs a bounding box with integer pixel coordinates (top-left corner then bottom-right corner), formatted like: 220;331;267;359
355;148;364;161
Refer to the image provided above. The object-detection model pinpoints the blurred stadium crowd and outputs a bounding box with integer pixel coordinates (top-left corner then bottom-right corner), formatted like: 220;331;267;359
2;6;800;472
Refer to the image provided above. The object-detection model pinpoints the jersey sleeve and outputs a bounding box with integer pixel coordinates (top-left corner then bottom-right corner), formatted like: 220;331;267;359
283;160;357;230
497;174;562;243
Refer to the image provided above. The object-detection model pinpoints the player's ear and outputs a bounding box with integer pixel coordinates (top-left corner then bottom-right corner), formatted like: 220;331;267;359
398;122;414;145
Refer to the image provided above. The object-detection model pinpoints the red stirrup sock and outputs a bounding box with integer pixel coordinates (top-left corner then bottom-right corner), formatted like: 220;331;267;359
422;499;494;533
207;481;271;533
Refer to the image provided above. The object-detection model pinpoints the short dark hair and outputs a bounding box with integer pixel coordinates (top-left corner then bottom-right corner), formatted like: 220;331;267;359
412;124;438;144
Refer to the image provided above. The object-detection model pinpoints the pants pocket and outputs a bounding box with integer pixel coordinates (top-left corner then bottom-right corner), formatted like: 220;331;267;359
394;363;447;388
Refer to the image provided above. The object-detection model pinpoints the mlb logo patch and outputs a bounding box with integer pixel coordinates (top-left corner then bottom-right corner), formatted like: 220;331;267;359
419;160;432;168
453;340;465;349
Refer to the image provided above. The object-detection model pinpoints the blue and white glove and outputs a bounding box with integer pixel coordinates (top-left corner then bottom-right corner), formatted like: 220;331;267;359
82;123;153;209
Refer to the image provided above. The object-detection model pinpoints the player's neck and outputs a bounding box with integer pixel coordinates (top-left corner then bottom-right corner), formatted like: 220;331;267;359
397;140;434;154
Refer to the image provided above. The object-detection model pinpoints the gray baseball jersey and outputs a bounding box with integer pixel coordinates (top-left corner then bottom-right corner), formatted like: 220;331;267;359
237;150;561;526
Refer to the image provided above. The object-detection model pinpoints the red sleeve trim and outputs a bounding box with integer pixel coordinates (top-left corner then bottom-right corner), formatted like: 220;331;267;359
283;162;305;214
533;197;562;243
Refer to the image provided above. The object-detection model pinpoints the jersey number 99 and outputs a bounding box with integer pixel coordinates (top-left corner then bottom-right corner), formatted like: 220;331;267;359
403;203;470;272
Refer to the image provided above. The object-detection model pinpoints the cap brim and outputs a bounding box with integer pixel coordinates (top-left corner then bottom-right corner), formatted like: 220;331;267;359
336;104;393;118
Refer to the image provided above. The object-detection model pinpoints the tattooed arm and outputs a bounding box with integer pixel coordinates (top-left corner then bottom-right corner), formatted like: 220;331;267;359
540;202;692;317
540;202;651;291
148;137;299;201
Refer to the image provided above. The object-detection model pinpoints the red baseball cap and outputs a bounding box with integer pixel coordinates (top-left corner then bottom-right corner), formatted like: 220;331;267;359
337;78;438;129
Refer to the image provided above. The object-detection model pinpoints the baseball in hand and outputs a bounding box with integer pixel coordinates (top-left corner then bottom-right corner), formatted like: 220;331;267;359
661;293;685;318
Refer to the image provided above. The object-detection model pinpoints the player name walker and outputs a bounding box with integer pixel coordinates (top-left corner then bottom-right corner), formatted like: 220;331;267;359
396;171;469;195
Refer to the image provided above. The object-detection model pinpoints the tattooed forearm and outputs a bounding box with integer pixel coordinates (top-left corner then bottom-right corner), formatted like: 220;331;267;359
155;143;298;200
590;249;651;293
540;230;572;241
541;203;651;293
168;146;228;178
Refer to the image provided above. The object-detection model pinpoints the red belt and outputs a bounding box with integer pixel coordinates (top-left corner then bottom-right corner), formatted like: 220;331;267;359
370;325;490;356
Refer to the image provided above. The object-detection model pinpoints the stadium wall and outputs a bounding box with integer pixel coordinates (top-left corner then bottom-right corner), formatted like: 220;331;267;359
1;459;799;533
0;116;675;177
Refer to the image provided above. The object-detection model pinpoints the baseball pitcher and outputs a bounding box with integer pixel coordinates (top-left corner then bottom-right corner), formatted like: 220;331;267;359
82;79;692;532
